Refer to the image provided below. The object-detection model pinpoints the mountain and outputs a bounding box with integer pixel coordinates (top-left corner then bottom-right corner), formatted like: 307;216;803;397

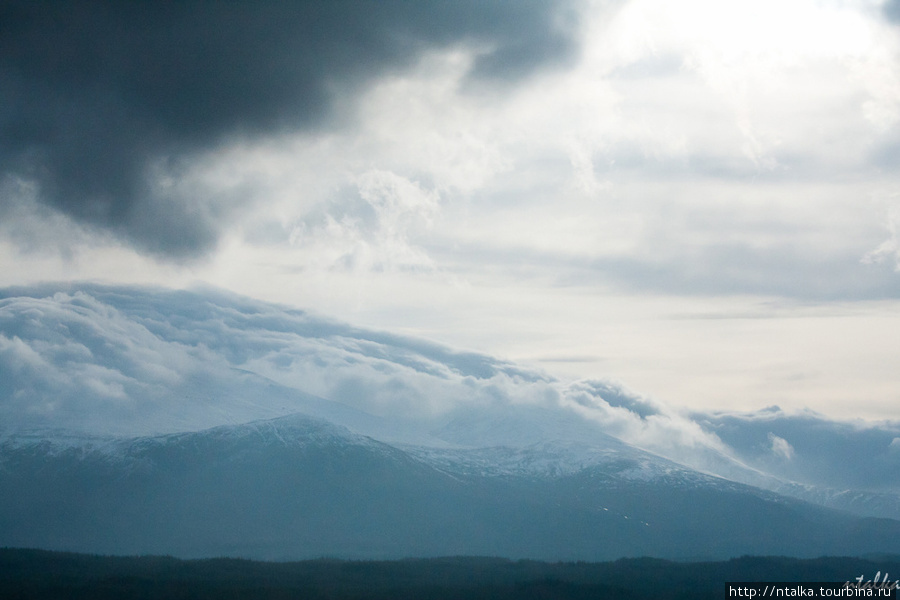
1;283;900;560
3;413;899;561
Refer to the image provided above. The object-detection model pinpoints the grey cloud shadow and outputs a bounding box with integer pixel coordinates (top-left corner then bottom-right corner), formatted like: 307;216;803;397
432;239;900;301
884;0;900;23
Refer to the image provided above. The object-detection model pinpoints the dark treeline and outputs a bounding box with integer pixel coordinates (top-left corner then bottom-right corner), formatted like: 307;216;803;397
1;548;898;600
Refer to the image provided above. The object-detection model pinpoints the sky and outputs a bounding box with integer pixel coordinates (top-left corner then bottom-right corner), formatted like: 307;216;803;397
2;0;900;420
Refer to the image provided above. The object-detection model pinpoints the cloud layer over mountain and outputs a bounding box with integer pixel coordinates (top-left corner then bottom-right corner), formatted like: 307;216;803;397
2;283;898;518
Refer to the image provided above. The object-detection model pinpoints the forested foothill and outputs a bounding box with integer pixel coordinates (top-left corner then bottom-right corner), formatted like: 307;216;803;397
2;548;898;600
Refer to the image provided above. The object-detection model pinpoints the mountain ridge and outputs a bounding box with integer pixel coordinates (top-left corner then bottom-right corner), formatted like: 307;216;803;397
3;410;900;561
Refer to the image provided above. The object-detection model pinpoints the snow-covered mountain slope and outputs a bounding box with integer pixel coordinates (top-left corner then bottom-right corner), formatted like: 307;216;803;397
1;281;899;533
3;412;900;561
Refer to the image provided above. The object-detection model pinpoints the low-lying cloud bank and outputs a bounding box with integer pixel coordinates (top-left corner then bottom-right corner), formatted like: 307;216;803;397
2;283;898;503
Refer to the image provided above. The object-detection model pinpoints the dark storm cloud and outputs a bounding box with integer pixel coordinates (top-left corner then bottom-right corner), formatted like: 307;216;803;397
0;0;580;258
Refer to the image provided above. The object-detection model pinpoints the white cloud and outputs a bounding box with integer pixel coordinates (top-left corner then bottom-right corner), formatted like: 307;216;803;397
559;379;747;476
0;285;565;434
768;433;795;460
